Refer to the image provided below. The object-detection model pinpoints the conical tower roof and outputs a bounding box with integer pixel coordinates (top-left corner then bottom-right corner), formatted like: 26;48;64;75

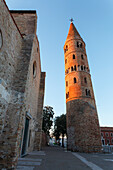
65;22;83;42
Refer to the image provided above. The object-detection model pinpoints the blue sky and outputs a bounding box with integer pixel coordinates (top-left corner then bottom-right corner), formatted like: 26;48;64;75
6;0;113;126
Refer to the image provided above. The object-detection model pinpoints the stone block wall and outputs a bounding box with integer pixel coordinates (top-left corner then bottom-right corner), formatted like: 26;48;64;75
34;72;46;151
0;0;23;168
11;11;37;36
0;1;45;169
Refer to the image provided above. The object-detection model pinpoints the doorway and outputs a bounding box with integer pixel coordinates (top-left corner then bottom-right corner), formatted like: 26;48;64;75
21;117;29;156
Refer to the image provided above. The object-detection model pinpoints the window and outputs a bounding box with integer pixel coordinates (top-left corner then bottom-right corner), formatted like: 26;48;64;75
74;77;77;84
85;89;91;96
74;65;76;71
111;133;113;137
84;77;87;84
33;61;37;78
65;59;67;64
107;139;110;144
66;81;68;87
85;89;88;96
64;45;68;53
112;139;113;144
66;92;69;99
66;45;68;49
106;132;109;137
80;43;82;48
84;66;86;71
88;90;91;96
81;54;84;60
101;133;103;137
78;65;80;71
81;65;83;71
102;139;105;145
77;42;79;47
73;54;75;59
71;66;73;71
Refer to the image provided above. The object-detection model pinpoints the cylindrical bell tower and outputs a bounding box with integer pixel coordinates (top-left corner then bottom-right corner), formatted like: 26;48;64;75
64;21;102;152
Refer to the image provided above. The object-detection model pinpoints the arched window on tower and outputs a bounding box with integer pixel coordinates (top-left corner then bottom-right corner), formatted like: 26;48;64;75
80;43;82;48
66;81;68;87
74;65;76;71
81;54;84;60
85;89;91;97
78;65;80;71
71;66;73;71
85;89;88;96
65;59;67;64
84;77;87;84
64;45;68;53
77;42;79;47
74;77;77;84
66;92;69;99
73;54;75;59
81;65;83;71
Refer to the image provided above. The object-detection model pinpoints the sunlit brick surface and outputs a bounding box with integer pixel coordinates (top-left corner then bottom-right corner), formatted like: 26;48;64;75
64;22;102;152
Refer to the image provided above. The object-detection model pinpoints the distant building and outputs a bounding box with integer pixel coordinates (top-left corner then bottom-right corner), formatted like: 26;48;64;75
101;127;113;145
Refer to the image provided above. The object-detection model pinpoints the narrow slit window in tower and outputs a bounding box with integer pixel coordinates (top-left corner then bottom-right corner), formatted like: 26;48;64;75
66;92;69;99
66;45;68;51
71;66;73;71
81;65;83;70
66;81;68;87
65;59;67;64
88;90;91;96
85;89;88;96
81;54;84;60
74;65;76;71
80;43;82;48
77;42;79;47
84;77;87;84
78;65;80;71
73;54;75;59
74;77;77;84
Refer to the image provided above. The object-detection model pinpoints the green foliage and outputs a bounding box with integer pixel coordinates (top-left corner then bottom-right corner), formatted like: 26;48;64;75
54;114;66;141
42;106;54;135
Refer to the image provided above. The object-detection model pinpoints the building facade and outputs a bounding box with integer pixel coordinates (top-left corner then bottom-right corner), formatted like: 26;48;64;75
101;127;113;145
0;0;45;169
64;21;102;152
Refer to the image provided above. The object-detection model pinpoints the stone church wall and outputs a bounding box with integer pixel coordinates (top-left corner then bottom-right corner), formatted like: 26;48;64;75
0;1;23;168
0;0;45;169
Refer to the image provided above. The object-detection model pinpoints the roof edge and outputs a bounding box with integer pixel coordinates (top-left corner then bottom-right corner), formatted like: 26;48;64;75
2;0;23;38
10;10;36;14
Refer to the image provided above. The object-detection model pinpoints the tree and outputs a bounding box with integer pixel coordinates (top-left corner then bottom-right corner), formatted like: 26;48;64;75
42;106;54;135
54;114;66;147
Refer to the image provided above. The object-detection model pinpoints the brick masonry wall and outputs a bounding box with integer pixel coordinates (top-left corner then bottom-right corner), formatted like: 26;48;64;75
64;23;102;153
67;99;102;152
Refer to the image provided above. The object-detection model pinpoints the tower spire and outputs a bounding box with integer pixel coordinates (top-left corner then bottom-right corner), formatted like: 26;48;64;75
66;21;83;42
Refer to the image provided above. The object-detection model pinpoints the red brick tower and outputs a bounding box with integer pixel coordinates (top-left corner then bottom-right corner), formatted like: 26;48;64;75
64;21;102;152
